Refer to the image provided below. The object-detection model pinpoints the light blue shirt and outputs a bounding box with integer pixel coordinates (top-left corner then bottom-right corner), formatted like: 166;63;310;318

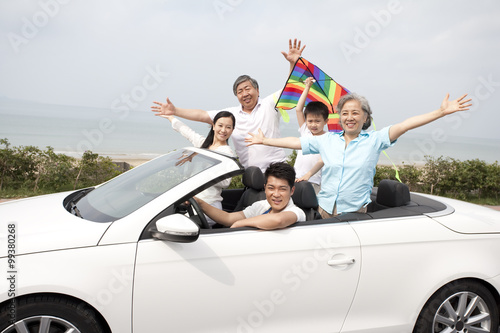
300;126;396;214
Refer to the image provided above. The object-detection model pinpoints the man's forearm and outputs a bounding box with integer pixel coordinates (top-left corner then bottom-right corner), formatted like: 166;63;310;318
196;198;243;227
232;211;297;230
175;107;212;124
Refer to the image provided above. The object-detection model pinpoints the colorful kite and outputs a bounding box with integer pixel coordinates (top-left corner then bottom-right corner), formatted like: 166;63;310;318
275;57;350;132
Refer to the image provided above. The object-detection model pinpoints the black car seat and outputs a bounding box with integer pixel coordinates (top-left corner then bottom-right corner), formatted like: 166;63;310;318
291;181;320;221
376;179;411;208
233;166;266;211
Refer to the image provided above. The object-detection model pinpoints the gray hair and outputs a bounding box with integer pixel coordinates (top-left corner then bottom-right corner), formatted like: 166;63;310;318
336;93;373;130
232;75;259;96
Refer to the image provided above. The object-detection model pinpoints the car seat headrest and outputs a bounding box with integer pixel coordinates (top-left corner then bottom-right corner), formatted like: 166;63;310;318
376;179;410;207
242;166;265;191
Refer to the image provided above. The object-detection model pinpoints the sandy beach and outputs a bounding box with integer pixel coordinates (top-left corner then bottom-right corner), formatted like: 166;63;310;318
110;157;152;168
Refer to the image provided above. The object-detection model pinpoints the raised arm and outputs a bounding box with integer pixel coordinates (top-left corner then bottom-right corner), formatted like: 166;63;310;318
245;129;302;150
151;98;212;124
282;38;306;75
296;77;315;128
165;116;206;148
296;157;323;182
389;94;471;142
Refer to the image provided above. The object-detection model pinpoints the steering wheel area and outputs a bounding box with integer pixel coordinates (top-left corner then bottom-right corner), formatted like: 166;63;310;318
188;198;210;229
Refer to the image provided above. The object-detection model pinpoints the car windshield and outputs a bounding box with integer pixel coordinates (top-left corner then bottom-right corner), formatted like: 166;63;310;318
74;149;220;222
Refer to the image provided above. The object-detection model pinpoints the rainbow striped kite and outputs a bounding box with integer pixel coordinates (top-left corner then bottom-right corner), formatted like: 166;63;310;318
275;57;350;132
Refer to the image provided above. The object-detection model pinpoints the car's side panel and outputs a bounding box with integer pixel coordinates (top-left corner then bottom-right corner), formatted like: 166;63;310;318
342;216;500;333
0;243;137;333
133;223;361;333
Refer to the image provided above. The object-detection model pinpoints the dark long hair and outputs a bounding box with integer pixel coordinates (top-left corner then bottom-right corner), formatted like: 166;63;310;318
201;111;236;149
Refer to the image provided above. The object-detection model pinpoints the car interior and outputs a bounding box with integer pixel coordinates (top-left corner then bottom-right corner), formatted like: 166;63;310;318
220;166;449;227
144;166;451;240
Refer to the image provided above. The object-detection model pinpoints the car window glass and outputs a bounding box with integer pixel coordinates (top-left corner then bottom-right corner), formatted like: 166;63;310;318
75;149;219;222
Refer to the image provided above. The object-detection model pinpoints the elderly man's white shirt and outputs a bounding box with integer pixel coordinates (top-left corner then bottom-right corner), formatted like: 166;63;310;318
207;92;286;172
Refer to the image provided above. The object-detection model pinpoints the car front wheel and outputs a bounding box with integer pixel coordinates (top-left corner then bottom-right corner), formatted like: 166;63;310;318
414;280;499;333
0;295;107;333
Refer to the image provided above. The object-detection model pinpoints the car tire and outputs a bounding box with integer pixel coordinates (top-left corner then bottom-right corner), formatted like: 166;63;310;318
413;280;499;333
0;294;107;333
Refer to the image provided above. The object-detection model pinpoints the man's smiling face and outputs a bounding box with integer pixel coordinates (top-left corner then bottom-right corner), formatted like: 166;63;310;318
236;80;259;112
265;175;294;213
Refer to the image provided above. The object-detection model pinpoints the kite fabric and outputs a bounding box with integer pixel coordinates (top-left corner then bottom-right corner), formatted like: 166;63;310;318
275;57;350;132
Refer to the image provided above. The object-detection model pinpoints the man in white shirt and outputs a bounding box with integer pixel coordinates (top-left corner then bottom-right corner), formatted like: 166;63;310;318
151;39;306;171
194;162;306;230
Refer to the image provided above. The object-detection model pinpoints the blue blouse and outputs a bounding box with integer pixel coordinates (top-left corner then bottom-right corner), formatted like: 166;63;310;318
300;126;396;214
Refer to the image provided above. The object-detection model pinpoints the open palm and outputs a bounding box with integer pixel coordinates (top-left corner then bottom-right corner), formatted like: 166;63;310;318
282;38;306;64
440;94;472;115
151;98;176;116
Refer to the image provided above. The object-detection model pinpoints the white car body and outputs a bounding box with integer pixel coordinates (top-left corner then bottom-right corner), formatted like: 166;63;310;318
1;147;499;333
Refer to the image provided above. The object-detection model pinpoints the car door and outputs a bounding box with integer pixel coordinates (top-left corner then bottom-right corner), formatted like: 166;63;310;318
133;221;361;333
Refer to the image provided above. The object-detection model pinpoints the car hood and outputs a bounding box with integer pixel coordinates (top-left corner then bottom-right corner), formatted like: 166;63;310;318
423;194;500;234
0;192;111;256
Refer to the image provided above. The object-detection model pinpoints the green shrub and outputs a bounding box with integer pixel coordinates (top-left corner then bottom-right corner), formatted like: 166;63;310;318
74;151;121;189
0;138;123;197
1;138;499;205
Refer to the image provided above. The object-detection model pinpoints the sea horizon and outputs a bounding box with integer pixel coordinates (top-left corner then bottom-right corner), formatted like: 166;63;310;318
1;99;499;166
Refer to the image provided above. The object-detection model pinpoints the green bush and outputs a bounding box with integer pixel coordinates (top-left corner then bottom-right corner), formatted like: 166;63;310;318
1;138;499;205
0;138;123;197
74;151;121;189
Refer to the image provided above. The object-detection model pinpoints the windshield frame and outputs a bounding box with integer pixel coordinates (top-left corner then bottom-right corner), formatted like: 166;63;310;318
70;148;234;222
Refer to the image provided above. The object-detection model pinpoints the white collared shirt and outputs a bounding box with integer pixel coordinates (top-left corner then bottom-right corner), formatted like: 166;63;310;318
207;92;286;172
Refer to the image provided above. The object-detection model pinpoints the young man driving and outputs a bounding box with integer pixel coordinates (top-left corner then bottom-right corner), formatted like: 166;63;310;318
194;162;306;230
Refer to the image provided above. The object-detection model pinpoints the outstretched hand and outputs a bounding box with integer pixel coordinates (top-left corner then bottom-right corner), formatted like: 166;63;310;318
440;93;472;116
245;129;266;146
282;38;306;64
151;98;176;117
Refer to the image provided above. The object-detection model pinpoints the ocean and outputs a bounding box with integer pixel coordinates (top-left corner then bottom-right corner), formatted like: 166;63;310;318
1;99;499;166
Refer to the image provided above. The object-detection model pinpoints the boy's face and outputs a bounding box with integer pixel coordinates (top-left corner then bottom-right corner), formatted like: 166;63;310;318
305;114;327;135
265;176;295;213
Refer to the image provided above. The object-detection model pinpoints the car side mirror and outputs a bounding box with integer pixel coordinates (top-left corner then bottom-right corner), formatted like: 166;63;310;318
151;214;200;243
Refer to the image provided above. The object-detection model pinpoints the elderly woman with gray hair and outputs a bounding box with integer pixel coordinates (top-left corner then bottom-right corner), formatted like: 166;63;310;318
245;92;471;218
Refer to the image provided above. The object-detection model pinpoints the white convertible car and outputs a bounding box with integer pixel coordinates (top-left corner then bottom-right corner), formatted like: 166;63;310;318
1;147;500;333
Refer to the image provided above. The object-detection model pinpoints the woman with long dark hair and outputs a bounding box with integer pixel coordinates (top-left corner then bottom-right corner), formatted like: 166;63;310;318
160;111;236;225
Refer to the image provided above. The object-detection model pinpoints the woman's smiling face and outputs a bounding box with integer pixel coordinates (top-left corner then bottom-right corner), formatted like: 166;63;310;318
212;116;234;143
340;100;368;137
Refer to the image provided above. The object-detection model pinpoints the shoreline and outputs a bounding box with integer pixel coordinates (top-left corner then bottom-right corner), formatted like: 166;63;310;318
110;157;152;168
108;155;425;169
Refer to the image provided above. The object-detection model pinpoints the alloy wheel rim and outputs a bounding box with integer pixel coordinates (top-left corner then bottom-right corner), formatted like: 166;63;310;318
433;291;491;333
2;315;81;333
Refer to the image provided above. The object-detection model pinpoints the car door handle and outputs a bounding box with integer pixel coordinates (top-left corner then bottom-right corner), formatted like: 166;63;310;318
327;258;355;266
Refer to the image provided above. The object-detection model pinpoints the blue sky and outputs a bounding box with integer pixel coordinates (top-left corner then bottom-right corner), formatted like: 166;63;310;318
1;0;500;141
